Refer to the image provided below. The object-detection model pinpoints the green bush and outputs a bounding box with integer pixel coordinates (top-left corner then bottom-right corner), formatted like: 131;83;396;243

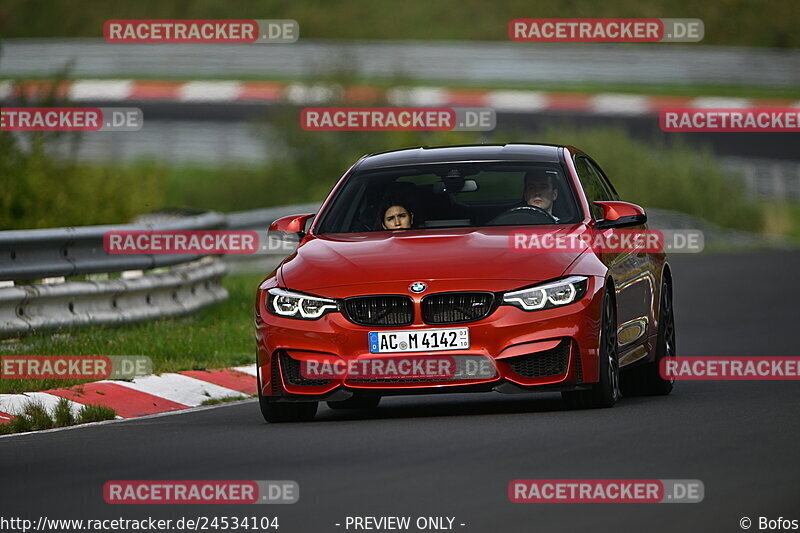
6;415;33;434
0;133;166;229
0;399;116;435
18;400;54;430
2;400;53;433
0;76;167;230
52;397;76;427
535;126;763;231
77;404;117;423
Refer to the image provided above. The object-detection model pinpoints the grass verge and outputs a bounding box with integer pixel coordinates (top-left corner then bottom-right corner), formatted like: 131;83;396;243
0;398;117;435
201;395;251;406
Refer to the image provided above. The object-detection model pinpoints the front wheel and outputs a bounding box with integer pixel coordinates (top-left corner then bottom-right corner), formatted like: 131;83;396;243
621;278;675;397
259;396;318;423
257;364;318;422
562;288;620;409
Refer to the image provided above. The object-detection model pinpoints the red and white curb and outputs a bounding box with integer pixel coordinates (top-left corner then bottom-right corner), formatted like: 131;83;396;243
2;79;798;115
0;364;257;423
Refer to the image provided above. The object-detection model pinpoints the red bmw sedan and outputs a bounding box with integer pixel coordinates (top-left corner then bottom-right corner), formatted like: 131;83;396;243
255;144;676;422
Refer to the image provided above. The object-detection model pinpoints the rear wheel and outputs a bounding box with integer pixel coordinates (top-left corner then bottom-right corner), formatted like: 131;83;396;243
562;288;620;409
620;278;675;396
327;395;381;410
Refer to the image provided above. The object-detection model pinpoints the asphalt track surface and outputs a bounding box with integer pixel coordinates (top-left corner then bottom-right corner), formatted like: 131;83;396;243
2;250;799;532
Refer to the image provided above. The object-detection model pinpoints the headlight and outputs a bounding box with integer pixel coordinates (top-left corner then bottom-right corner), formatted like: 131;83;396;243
502;276;588;311
266;288;339;320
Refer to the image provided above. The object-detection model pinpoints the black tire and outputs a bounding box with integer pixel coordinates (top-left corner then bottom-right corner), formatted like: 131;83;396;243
620;278;675;397
562;288;620;409
259;396;318;423
257;364;318;422
327;395;381;410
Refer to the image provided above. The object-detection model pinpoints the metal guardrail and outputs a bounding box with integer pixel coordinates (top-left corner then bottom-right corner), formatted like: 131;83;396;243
226;202;320;230
720;157;800;201
0;203;320;338
0;211;226;282
0;258;227;338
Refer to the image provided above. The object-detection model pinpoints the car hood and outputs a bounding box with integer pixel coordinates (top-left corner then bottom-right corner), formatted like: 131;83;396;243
279;226;588;291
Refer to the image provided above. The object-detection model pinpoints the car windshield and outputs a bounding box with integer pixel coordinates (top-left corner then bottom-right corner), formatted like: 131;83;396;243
315;162;581;234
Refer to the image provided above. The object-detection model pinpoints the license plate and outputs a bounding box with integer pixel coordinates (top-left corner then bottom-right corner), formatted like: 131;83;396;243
369;328;469;354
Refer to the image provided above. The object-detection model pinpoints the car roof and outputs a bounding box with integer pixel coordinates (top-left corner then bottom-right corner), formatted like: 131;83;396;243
356;143;564;170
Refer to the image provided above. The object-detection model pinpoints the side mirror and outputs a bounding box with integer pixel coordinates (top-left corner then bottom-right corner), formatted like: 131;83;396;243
593;201;647;229
269;213;315;237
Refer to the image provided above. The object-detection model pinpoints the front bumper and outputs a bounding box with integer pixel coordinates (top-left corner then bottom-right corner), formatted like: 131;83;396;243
255;276;605;399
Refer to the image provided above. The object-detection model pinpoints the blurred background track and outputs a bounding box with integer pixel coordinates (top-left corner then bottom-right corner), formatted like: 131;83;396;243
3;39;800;86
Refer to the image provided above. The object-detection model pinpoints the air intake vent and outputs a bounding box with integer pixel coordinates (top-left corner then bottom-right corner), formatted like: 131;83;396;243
505;340;570;378
280;352;331;386
422;292;494;324
343;295;413;326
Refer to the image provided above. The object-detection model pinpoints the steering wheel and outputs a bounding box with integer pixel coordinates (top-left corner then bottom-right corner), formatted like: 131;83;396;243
486;206;557;226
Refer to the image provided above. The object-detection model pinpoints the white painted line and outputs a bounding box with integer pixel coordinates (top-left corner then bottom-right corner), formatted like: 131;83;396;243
486;90;547;112
387;86;449;106
232;364;258;377
69;79;133;101
0;392;83;418
690;97;751;109
591;93;651;115
109;373;247;407
178;81;242;102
